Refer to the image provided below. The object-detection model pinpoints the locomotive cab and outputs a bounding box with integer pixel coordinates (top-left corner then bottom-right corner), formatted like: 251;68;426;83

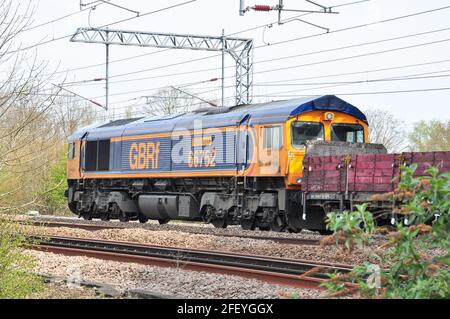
285;110;369;186
67;140;82;180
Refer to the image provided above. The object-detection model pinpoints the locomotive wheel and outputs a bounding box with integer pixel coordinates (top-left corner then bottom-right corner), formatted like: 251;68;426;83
158;219;169;225
212;218;227;229
270;222;286;232
100;214;110;221
68;202;77;214
288;226;301;233
82;214;92;221
270;215;287;232
119;215;129;222
240;219;255;230
138;215;149;224
84;203;97;221
258;225;270;231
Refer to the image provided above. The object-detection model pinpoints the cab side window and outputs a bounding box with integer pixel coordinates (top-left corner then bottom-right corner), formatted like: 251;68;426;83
331;124;364;143
263;125;282;150
68;143;76;160
85;139;110;171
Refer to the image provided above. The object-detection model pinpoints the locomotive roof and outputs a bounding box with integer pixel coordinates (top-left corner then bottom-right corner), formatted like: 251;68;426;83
69;95;367;141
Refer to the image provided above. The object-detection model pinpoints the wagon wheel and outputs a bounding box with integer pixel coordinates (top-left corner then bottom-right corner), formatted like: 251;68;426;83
138;215;149;224
258;225;270;231
212;217;227;229
158;219;169;225
240;218;255;231
100;214;110;221
287;215;302;233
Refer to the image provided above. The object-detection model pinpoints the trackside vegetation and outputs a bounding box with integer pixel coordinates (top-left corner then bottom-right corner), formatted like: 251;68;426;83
0;221;43;298
323;165;450;298
42;149;69;215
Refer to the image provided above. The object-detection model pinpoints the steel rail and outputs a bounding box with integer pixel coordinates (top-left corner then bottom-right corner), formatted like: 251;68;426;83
28;220;124;231
25;219;321;245
30;235;351;289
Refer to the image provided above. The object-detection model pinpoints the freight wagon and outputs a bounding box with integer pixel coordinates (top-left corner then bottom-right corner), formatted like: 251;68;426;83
300;147;450;229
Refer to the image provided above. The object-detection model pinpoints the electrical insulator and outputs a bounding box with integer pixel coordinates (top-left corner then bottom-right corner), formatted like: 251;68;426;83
252;5;273;11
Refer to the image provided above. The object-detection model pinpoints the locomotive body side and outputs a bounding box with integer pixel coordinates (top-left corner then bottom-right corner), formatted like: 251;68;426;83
66;95;372;231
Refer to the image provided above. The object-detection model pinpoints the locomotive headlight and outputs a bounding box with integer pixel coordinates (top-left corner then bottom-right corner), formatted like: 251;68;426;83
325;112;334;121
296;178;302;184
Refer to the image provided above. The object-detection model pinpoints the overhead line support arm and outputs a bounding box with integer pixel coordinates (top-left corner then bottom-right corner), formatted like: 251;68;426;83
71;27;254;106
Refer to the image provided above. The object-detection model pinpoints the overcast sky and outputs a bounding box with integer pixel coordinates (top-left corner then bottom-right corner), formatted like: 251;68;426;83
13;0;450;128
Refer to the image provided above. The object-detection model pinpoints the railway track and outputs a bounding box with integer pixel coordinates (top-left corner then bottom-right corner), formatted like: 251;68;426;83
25;219;321;246
30;235;352;290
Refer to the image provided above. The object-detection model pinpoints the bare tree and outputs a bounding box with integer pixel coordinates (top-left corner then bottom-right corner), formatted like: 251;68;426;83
123;106;133;119
51;96;102;138
0;1;63;213
143;87;195;116
364;109;408;153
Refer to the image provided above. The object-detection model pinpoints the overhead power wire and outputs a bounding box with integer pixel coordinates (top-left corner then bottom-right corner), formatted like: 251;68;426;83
254;59;450;85
252;38;450;77
82;35;450;97
254;4;450;48
30;2;449;81
104;82;450;117
254;27;450;65
254;87;450;98
72;68;450;107
68;82;450;121
13;2;450;109
65;26;450;86
253;72;450;87
20;2;106;33
245;71;450;100
102;12;450;80
7;0;198;55
46;0;370;77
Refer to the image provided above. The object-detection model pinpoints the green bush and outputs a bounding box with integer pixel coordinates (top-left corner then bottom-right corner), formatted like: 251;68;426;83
323;165;450;299
0;221;43;298
42;149;68;214
326;203;375;251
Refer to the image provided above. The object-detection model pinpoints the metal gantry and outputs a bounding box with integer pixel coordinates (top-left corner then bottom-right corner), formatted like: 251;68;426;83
70;27;254;108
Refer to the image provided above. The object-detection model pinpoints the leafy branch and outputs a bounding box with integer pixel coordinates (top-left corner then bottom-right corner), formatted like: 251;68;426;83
322;165;449;299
